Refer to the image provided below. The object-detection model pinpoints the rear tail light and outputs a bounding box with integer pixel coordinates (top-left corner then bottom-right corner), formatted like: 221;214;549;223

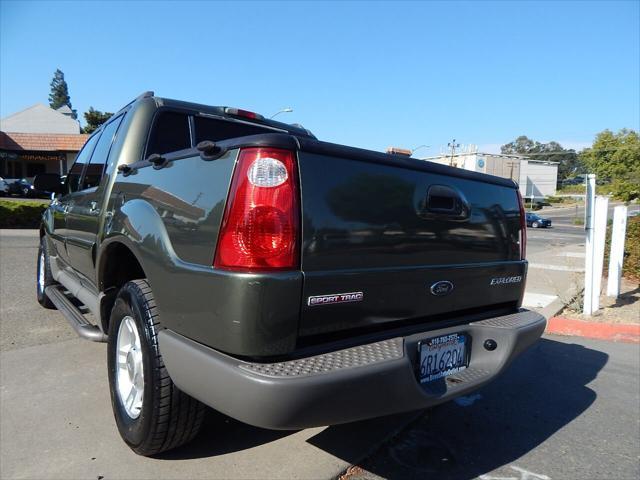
214;148;300;270
517;190;527;260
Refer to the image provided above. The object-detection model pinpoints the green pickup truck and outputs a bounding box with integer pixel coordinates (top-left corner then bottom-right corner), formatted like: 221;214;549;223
34;92;545;455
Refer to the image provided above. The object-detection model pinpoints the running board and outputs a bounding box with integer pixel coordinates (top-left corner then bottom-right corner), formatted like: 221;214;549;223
45;285;107;343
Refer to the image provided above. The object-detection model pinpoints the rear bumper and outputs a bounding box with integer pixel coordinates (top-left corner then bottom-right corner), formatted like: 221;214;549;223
158;310;546;430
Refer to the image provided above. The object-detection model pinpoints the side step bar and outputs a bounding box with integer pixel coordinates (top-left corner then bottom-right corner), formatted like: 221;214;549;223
45;285;107;343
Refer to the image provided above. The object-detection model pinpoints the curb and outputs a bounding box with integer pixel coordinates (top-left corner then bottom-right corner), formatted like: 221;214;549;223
547;316;640;343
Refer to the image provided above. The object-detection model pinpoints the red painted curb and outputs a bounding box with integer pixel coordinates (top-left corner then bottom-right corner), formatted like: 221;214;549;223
547;317;640;344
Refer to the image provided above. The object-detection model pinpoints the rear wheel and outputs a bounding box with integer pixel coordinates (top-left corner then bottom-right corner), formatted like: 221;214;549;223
107;279;205;456
36;236;56;309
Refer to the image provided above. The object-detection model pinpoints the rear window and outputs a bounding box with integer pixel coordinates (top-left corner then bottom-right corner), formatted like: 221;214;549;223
193;116;270;144
146;111;191;155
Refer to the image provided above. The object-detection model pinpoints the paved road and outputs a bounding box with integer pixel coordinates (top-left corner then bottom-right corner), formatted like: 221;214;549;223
2;228;636;479
350;335;640;480
0;230;417;480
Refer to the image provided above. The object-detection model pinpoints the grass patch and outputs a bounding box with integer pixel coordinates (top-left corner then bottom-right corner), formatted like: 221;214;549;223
0;199;49;228
573;217;585;225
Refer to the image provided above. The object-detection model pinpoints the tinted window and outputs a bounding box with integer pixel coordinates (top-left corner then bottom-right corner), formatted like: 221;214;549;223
67;133;101;194
194;116;270;144
146;111;191;155
81;115;124;190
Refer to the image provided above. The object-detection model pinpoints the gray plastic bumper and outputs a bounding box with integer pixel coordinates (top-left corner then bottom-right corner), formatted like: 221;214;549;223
158;310;546;430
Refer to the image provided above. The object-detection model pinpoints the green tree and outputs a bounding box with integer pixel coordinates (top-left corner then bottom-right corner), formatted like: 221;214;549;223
82;107;113;134
501;135;583;181
48;69;77;119
581;129;640;201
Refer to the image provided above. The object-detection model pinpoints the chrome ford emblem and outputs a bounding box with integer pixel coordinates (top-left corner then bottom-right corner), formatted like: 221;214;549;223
430;281;454;296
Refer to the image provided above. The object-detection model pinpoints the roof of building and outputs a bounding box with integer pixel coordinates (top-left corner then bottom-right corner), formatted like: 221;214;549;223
0;103;80;134
56;105;73;115
0;131;88;152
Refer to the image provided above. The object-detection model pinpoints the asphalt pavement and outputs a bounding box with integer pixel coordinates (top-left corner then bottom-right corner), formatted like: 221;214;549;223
0;230;420;480
350;335;640;480
1;227;638;480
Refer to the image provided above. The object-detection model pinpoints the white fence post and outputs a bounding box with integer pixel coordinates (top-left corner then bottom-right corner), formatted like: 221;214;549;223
591;196;609;313
583;175;596;315
607;206;628;297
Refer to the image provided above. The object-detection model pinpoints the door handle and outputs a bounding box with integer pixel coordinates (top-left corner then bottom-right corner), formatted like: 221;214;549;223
89;201;99;214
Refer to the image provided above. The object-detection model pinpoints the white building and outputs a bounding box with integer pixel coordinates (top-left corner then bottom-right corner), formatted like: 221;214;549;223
421;148;558;200
0;104;87;179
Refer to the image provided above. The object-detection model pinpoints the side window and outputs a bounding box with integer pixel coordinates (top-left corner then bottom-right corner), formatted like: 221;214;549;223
80;115;124;190
146;111;191;155
66;133;101;194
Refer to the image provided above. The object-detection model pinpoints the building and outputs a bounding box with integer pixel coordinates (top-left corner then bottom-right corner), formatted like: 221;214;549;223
421;148;558;200
0;103;88;179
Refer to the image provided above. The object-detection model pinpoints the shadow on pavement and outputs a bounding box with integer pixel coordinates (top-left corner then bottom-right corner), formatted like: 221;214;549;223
340;338;609;479
156;410;297;460
155;337;607;478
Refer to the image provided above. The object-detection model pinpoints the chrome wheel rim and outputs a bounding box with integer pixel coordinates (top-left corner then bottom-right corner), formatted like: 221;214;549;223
116;316;144;419
38;250;45;292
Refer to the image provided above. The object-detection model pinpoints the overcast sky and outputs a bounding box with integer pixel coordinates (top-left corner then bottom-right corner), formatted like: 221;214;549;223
1;1;638;154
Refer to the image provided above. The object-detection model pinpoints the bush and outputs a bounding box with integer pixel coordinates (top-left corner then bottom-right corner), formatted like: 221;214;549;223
604;215;640;282
0;199;49;228
545;196;567;204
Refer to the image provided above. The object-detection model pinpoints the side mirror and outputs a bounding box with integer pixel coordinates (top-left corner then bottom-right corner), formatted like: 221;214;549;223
34;173;63;193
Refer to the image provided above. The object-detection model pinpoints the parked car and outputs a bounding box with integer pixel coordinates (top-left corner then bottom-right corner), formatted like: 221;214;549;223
35;92;545;456
6;178;37;197
6;178;54;198
0;177;9;196
526;212;552;228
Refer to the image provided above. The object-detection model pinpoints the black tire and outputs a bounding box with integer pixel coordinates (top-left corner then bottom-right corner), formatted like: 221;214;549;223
36;236;56;309
532;221;539;228
107;279;205;456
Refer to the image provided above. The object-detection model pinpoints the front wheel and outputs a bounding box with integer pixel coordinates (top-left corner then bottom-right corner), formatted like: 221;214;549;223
36;236;56;309
107;279;205;456
531;221;539;228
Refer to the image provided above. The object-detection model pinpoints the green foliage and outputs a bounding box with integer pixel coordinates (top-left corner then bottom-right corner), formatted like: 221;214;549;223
0;199;49;228
581;129;640;201
48;69;77;119
545;196;567;204
604;215;640;282
501;135;584;180
82;107;113;134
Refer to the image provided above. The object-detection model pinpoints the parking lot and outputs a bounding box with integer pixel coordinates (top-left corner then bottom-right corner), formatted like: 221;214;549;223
1;209;638;479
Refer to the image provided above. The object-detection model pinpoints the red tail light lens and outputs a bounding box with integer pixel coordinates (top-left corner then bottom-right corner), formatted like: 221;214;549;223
214;148;300;270
517;190;527;260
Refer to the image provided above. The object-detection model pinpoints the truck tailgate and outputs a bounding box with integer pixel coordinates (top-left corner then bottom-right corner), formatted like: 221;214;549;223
297;141;526;338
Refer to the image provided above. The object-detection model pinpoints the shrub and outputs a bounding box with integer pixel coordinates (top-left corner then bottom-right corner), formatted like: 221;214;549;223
0;199;49;228
604;215;640;282
545;196;566;204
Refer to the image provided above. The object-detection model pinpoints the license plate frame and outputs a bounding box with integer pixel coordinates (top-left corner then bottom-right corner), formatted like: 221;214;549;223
417;332;470;383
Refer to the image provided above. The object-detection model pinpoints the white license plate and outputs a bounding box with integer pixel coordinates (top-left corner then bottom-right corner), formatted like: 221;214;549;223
418;333;468;383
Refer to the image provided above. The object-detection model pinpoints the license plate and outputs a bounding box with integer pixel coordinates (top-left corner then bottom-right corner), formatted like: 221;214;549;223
418;333;468;383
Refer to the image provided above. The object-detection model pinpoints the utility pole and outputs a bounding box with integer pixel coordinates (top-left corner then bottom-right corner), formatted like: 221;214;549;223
447;139;460;167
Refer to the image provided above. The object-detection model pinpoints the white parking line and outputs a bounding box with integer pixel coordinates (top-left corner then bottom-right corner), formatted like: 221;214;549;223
528;263;585;272
522;292;558;309
559;252;585;258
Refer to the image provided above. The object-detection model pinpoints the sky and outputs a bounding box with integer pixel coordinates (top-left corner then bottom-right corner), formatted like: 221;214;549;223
1;1;638;155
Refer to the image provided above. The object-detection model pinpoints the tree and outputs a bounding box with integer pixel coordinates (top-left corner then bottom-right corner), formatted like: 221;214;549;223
82;107;113;134
581;129;640;201
501;135;583;181
48;69;77;119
